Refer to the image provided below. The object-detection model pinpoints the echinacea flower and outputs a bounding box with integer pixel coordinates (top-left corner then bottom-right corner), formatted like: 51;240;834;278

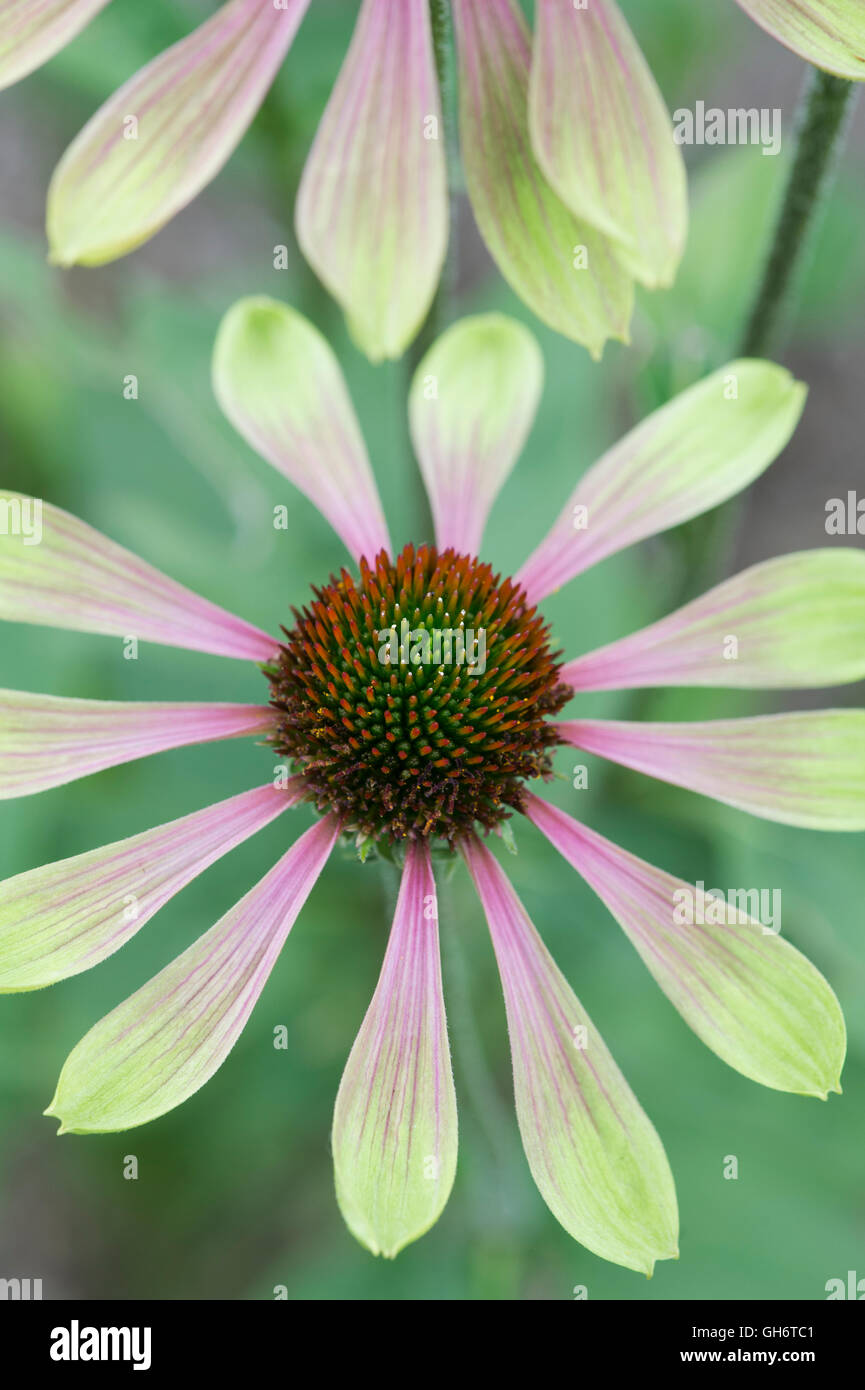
1;304;863;1271
0;0;688;359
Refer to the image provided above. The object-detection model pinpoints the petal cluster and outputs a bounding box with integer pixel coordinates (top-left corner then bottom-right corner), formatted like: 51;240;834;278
7;0;687;357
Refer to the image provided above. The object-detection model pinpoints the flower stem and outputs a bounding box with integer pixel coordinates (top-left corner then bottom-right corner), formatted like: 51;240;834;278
427;0;461;337
741;67;859;359
407;1;460;540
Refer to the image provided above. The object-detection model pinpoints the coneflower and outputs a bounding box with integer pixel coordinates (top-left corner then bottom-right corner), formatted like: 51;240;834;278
1;304;862;1270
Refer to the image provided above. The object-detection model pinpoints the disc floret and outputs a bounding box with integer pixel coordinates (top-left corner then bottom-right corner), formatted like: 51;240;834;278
266;545;570;846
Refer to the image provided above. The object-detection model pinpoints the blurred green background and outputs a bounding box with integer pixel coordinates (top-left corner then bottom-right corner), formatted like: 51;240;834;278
0;0;863;1301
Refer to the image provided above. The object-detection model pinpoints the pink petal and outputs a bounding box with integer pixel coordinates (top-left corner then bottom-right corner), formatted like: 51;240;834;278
0;781;303;992
0;689;275;798
558;711;865;831
561;550;865;692
0;491;277;662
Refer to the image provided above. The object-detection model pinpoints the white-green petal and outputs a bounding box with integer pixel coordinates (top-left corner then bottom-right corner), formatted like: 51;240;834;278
463;835;678;1274
528;795;846;1098
296;0;447;362
45;816;339;1134
408;314;543;556
333;842;457;1258
530;0;687;288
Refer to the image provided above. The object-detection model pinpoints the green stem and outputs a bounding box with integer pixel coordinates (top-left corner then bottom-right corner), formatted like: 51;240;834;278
425;0;461;341
741;67;858;359
406;1;460;539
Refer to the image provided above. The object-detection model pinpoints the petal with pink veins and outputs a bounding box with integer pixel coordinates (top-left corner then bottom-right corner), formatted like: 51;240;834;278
213;298;391;565
0;491;277;662
408;314;543;556
0;690;275;799
0;0;111;90
558;711;865;831
47;0;309;266
451;0;634;359
530;0;687;289
734;1;865;80
296;0;447;362
516;361;806;604
527;794;846;1097
0;782;303;992
333;841;457;1257
462;833;678;1274
45;814;339;1133
561;550;865;692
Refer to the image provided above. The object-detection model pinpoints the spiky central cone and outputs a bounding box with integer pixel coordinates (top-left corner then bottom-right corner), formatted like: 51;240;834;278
266;544;570;845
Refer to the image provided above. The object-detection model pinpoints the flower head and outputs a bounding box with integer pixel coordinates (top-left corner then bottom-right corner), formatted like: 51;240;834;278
1;306;861;1271
266;543;570;845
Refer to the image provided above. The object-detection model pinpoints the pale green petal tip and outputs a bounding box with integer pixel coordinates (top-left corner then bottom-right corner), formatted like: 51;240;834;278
631;1236;679;1280
213;295;319;397
334;1170;449;1260
217;294;297;346
43;1100;69;1136
46;195;153;270
346;311;418;366
413;310;545;388
736;358;808;409
644;1247;680;1281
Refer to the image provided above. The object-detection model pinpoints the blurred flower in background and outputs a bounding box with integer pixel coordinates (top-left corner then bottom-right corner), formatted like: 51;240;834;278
0;0;690;358
733;1;865;80
1;306;862;1271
